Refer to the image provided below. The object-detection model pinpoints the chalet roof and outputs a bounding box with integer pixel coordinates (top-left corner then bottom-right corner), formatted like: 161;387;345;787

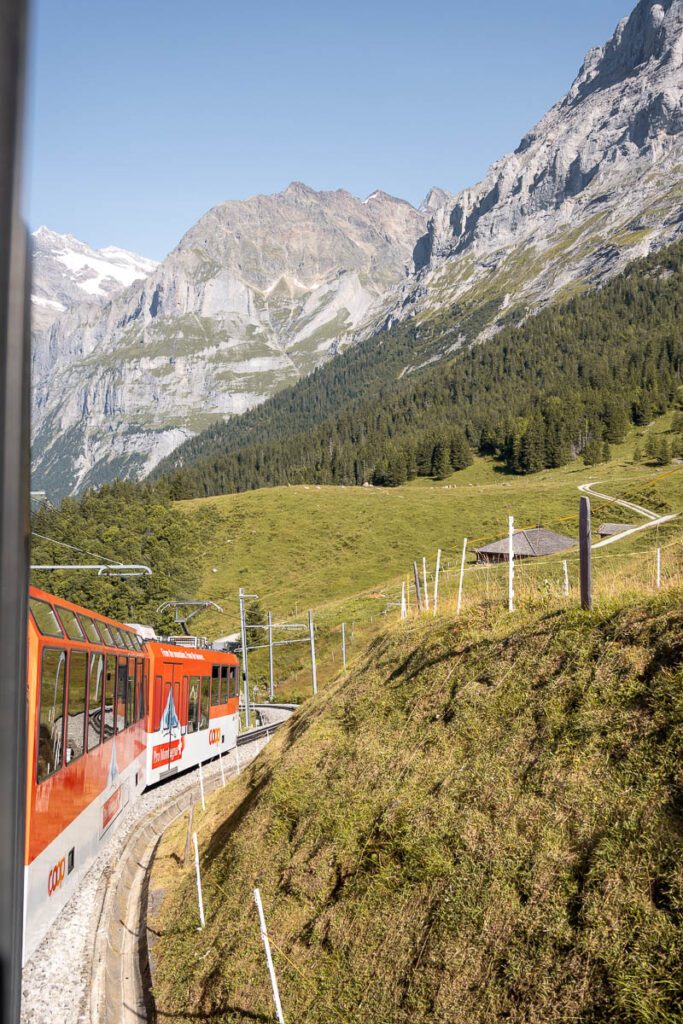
598;522;631;536
475;527;577;557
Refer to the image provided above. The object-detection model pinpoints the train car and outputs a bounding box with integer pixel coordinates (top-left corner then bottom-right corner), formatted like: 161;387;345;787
24;587;149;962
144;640;240;785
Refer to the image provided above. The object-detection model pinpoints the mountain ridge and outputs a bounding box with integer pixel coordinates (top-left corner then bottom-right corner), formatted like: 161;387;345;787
31;0;683;499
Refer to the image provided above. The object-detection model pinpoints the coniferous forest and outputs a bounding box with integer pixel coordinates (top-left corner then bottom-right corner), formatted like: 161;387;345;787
151;241;683;498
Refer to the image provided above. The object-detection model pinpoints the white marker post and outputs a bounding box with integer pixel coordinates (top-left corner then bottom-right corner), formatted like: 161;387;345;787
198;759;206;811
193;832;205;929
254;888;286;1024
508;516;515;613
235;744;241;776
433;549;442;615
457;537;468;616
309;610;318;696
656;547;661;589
268;610;275;701
422;557;430;610
400;581;407;620
219;748;226;787
341;622;347;670
563;559;569;597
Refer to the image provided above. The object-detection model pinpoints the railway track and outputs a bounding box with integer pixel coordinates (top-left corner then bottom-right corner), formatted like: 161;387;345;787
21;714;292;1024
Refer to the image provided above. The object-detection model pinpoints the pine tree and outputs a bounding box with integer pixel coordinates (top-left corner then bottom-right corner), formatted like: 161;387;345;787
432;440;453;479
582;438;603;466
449;429;473;470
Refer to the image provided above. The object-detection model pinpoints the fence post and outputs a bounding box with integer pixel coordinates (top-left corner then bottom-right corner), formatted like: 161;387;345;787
413;561;423;612
656;547;661;590
422;557;430;610
193;832;205;929
198;759;206;811
183;801;194;867
268;610;275;701
341;622;347;670
309;610;317;695
563;559;569;597
433;549;442;615
254;888;286;1024
457;537;468;616
508;516;515;613
579;496;592;610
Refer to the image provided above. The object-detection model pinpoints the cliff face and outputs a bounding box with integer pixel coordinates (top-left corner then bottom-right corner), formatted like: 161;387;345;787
31;185;428;497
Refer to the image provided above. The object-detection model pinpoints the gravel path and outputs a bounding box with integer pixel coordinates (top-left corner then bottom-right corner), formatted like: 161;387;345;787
21;731;275;1024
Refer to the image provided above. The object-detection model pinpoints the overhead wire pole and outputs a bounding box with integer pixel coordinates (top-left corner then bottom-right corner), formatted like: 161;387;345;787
0;0;30;1017
267;610;274;701
239;588;254;728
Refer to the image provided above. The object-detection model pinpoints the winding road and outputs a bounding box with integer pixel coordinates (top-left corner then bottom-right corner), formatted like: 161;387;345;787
578;481;678;548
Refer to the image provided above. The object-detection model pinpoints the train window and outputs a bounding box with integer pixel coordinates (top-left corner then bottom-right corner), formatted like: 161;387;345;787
220;665;229;703
66;650;87;763
187;675;200;733
56;606;86;642
104;656;116;738
126;659;135;725
116;660;127;731
37;647;66;783
210;665;221;706
88;652;104;750
131;635;143;652
29;598;63;638
199;676;210;730
230;665;240;699
120;631;134;650
107;626;122;648
135;660;145;720
77;615;99;644
97;621;115;647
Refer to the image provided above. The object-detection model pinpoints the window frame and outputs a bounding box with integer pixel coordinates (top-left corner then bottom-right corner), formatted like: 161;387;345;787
29;597;64;639
37;645;67;784
65;648;88;764
87;650;105;751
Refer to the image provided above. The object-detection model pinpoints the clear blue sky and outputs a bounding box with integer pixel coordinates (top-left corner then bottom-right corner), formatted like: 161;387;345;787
26;0;632;261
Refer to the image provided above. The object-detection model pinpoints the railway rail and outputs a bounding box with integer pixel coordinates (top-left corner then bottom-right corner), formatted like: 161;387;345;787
21;713;292;1024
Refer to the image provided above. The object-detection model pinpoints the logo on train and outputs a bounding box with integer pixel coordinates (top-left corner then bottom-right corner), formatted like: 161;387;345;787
209;728;221;745
47;857;65;896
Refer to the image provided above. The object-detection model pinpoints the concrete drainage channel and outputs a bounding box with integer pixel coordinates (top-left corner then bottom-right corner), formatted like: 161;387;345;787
93;720;290;1023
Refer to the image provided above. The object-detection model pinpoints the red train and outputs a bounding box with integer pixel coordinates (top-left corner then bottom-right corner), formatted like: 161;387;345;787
24;586;240;962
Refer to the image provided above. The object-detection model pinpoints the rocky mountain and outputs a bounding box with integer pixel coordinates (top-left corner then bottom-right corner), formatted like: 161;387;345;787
31;0;683;499
386;0;683;362
31;185;429;497
31;227;157;332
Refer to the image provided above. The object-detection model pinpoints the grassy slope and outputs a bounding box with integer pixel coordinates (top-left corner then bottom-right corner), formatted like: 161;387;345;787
179;415;683;700
149;588;683;1024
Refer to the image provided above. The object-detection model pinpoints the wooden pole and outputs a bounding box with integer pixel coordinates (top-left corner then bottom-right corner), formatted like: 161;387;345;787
579;496;592;610
254;888;286;1023
433;549;442;615
457;537;468;616
422;556;430;610
309;610;317;695
267;610;274;701
508;516;515;613
413;561;422;612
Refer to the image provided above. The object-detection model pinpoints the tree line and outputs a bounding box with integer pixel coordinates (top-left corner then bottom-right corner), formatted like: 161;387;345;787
151;240;683;498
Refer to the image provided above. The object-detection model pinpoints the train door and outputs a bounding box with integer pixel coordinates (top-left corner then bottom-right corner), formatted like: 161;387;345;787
160;662;182;769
